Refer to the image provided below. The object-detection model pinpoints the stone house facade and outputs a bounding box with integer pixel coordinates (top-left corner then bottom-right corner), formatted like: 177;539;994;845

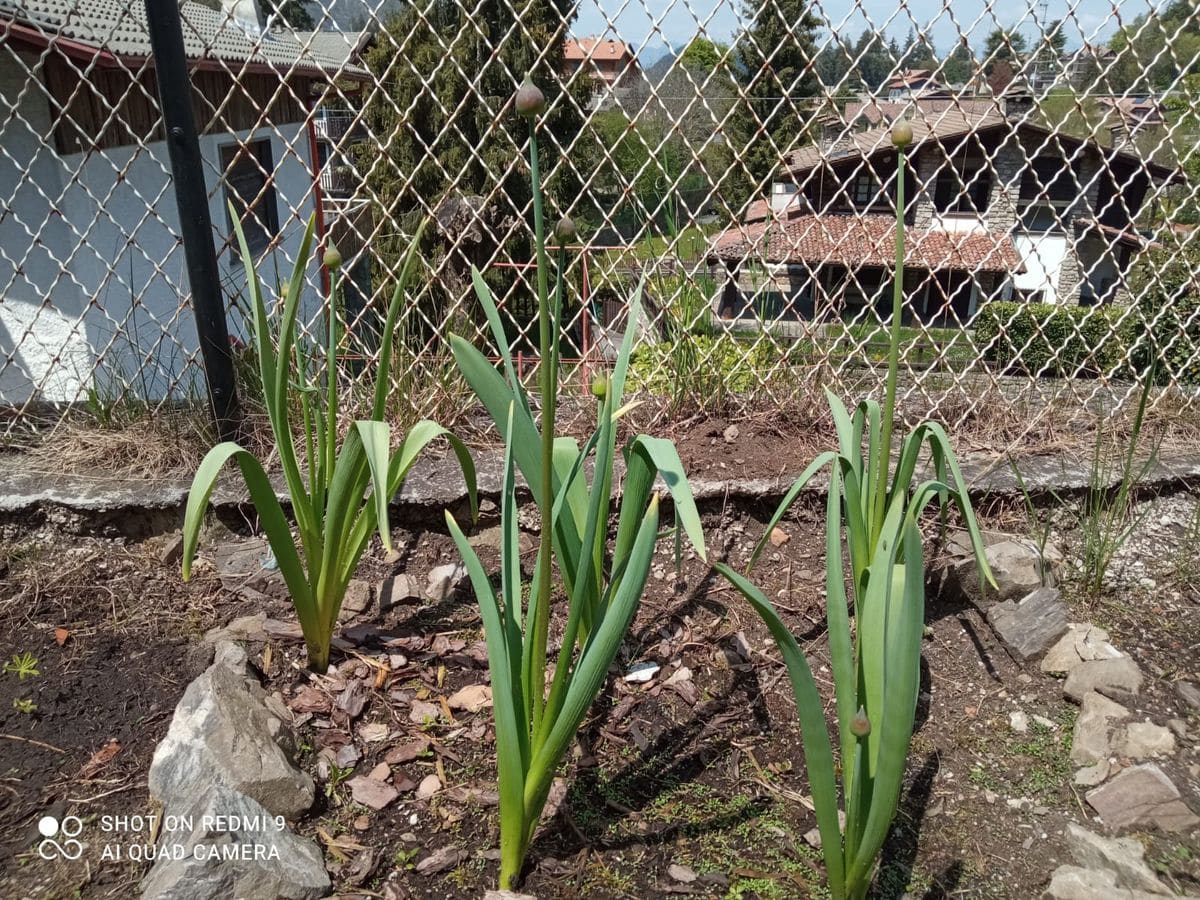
710;104;1176;327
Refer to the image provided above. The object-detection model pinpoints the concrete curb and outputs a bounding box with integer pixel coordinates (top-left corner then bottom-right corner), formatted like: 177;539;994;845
2;448;1198;519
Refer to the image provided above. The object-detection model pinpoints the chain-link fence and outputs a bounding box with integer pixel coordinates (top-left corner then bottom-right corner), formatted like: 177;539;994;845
1;0;1198;449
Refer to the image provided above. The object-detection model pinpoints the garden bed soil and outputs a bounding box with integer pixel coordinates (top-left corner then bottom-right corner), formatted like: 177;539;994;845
0;432;1198;899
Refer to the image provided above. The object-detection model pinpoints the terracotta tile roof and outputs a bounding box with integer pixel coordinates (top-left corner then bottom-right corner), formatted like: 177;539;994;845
564;37;635;62
709;214;1024;274
785;109;1006;176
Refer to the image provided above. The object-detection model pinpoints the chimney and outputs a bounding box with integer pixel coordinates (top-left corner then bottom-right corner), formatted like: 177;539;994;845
1001;80;1034;121
222;0;265;37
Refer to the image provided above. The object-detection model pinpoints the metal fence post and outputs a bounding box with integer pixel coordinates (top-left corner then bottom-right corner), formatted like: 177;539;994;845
143;0;240;442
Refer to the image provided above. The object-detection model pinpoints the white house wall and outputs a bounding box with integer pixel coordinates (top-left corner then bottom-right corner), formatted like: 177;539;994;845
0;57;322;406
0;51;94;404
1010;233;1069;302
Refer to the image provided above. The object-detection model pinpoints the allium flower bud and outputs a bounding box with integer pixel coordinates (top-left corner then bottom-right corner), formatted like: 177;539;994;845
891;120;913;149
554;216;576;243
590;373;607;400
850;707;871;738
323;244;343;270
514;77;546;118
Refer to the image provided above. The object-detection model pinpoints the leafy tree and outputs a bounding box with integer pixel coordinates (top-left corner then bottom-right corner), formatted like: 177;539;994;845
262;0;314;29
852;29;892;92
815;34;858;93
941;39;976;85
1108;1;1200;92
901;28;937;71
680;37;730;73
360;0;587;331
728;0;821;188
982;28;1028;72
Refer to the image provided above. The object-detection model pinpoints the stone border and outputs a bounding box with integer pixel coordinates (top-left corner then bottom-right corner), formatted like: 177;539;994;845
2;448;1199;519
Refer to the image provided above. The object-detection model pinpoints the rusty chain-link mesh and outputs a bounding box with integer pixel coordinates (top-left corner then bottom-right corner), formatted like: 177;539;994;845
1;0;1197;449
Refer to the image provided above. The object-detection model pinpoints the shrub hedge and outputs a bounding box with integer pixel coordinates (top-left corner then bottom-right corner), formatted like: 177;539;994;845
974;301;1130;377
1127;247;1200;385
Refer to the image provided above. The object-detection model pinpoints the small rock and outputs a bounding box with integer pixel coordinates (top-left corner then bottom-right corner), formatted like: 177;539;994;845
986;587;1069;661
426;564;464;602
359;722;390;743
1064;657;1144;704
334;744;360;768
468;525;503;551
379;574;421;609
353;814;371;831
409;699;441;725
1065;822;1170;894
1074;760;1112;787
1119;722;1177;760
769;527;790;548
1086;763;1200;832
385;738;430;764
368;762;390;781
446;684;493;713
416;774;442;800
723;424;739;443
1168;719;1188;740
160;534;186;566
415;846;466;876
624;661;660;683
483;893;537;900
342;579;374;616
1033;715;1057;730
1176;681;1200;712
348;776;399;811
1071;691;1130;765
668;863;698;883
1044;865;1135;899
1010;711;1029;733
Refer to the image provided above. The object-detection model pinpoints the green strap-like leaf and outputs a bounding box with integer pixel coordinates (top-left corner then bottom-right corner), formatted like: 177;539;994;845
747;451;837;571
714;562;846;897
355;420;393;553
627;436;707;562
182;442;316;638
847;519;926;890
525;497;661;816
445;510;528;878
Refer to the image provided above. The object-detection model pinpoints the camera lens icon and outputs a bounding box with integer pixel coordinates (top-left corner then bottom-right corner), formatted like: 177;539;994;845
37;815;84;860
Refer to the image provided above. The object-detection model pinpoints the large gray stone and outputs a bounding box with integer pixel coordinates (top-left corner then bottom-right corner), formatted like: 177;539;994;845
953;538;1061;607
1086;763;1200;833
149;642;315;820
1119;722;1177;760
986;587;1069;661
1064;823;1171;894
140;784;329;900
1044;865;1178;900
1071;691;1130;766
1041;624;1123;675
1064;657;1144;703
1177;681;1200;712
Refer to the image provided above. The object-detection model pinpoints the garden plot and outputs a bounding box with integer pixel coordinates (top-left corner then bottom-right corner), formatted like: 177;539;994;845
0;465;1197;899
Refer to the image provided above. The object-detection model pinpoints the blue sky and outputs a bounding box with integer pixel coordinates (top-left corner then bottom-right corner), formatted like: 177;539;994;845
572;0;1164;57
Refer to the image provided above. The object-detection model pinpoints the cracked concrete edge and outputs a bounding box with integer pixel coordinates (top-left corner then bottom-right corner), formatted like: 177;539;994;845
1;449;1198;517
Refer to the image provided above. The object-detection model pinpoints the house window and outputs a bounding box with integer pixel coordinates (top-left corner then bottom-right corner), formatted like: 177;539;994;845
853;173;877;206
222;139;279;258
934;163;991;214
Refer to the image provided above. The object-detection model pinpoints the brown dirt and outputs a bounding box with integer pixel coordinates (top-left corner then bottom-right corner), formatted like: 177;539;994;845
0;429;1197;899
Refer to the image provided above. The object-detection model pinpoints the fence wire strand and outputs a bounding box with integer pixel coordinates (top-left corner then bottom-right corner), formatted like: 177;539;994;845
1;0;1198;453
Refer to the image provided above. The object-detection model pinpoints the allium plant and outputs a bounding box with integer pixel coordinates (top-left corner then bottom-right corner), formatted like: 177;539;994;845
182;212;476;673
445;77;706;890
716;122;995;900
